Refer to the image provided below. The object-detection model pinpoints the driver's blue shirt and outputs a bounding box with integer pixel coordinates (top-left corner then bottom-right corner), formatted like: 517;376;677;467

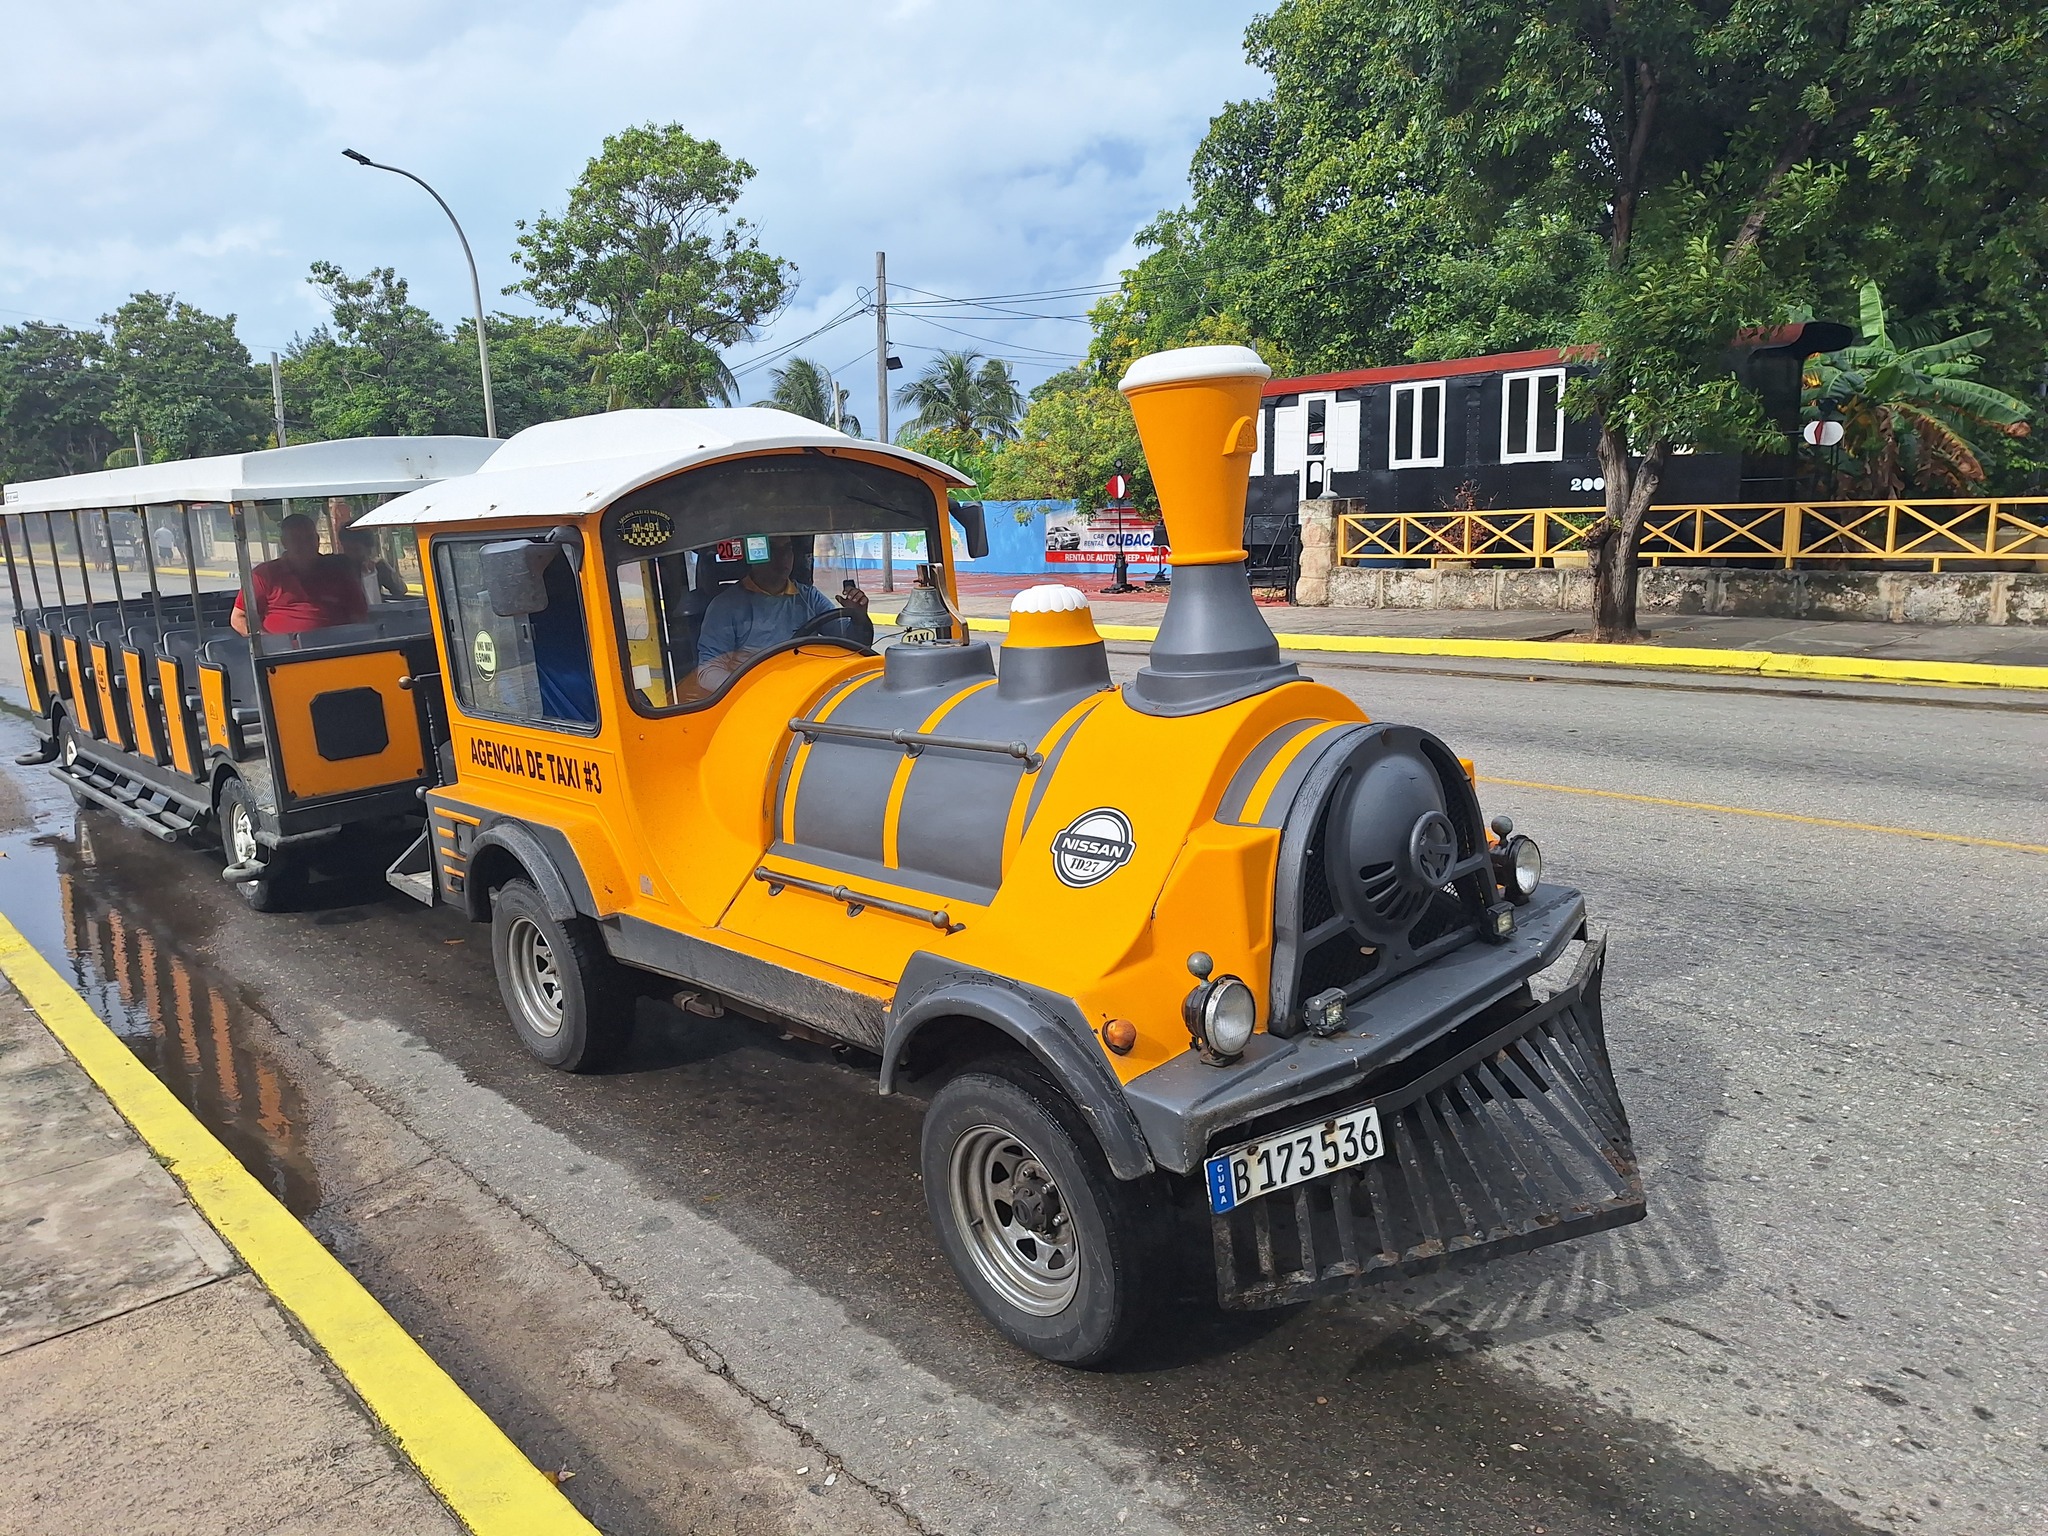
697;578;837;667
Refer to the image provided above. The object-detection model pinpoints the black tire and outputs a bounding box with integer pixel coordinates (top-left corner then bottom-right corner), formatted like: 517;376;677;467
54;713;81;770
489;878;634;1072
921;1057;1165;1367
217;778;303;913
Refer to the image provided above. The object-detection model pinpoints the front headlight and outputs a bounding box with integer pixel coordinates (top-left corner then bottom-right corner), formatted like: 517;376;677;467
1494;833;1541;904
1202;978;1257;1057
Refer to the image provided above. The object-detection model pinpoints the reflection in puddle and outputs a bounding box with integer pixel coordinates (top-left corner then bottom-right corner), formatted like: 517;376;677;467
27;809;321;1215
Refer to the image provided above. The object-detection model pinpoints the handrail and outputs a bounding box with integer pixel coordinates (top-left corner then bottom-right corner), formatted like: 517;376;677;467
753;866;964;932
1337;496;2048;571
788;715;1043;771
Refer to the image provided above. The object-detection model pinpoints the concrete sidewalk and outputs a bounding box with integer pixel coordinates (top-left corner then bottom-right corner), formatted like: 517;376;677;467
0;985;463;1536
947;573;2048;667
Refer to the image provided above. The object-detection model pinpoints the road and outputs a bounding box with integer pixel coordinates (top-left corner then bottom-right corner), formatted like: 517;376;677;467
0;653;2040;1536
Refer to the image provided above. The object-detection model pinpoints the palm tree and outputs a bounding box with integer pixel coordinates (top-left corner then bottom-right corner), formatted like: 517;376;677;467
765;357;859;435
893;350;1024;441
1806;283;2031;495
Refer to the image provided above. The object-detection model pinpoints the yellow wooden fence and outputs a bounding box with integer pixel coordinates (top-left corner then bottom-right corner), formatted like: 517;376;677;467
1337;497;2048;570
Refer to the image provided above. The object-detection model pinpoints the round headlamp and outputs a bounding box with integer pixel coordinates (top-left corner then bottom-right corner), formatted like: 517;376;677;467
1182;953;1257;1064
1497;834;1542;903
1202;978;1257;1058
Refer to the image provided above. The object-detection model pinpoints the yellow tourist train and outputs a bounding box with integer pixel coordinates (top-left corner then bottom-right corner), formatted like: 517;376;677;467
6;348;1642;1364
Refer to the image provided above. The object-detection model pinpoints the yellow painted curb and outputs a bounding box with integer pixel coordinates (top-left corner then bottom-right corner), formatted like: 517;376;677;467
0;919;598;1536
964;615;2048;691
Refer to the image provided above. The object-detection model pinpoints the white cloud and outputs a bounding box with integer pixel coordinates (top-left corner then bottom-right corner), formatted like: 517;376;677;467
0;0;1264;395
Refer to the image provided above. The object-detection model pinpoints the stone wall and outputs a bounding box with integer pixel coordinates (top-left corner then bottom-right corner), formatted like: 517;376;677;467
1317;564;2048;625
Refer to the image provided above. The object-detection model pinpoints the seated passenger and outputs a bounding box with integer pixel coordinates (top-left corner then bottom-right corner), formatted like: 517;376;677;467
696;536;868;677
340;526;410;604
230;513;368;635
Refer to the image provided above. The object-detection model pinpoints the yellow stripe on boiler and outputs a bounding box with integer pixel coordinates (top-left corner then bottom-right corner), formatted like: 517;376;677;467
1242;720;1351;826
882;678;995;868
783;672;876;843
997;690;1113;877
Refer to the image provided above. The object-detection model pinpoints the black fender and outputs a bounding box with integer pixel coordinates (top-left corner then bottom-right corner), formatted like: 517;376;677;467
464;819;591;924
883;954;1154;1180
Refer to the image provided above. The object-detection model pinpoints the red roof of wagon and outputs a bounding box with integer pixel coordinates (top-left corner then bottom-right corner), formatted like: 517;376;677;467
1262;348;1572;398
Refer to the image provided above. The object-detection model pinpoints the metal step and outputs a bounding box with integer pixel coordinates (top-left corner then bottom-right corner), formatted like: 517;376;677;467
384;828;436;906
53;763;204;844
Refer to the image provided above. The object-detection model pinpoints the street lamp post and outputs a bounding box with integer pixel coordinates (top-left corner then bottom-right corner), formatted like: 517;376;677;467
342;149;498;439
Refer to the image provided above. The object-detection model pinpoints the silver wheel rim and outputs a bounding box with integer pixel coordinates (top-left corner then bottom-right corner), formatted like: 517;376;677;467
59;729;77;767
947;1123;1080;1316
506;916;565;1039
230;802;260;867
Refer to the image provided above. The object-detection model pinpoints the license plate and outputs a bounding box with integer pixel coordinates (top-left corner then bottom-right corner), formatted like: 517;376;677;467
1205;1104;1384;1214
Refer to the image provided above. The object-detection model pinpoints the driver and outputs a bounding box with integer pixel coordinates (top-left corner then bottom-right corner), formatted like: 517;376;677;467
696;535;868;675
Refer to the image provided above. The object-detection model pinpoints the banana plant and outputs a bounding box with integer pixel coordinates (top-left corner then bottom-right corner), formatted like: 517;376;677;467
1805;283;2031;495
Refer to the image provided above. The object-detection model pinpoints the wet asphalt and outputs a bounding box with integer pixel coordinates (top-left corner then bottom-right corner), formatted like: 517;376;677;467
0;655;2041;1536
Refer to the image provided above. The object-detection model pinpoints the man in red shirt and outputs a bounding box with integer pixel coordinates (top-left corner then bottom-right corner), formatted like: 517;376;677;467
230;513;368;635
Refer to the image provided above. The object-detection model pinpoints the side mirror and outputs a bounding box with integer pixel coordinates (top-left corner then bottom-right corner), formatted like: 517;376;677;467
482;540;558;616
950;501;989;560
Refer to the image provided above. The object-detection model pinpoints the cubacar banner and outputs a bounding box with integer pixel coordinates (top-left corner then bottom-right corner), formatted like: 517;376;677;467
1043;506;1168;566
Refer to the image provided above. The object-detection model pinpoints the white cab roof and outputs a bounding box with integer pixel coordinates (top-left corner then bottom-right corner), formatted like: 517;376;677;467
351;407;970;529
2;436;499;514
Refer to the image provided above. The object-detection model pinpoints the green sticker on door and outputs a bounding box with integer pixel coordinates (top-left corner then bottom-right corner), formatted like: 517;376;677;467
472;629;498;680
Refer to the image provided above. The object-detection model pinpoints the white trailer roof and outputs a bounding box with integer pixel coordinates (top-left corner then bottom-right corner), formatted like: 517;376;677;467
1;435;499;514
351;407;971;529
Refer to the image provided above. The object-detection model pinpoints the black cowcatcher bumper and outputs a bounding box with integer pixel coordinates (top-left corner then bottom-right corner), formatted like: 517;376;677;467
1205;931;1644;1309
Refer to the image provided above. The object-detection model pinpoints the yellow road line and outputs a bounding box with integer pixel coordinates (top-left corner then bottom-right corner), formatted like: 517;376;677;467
963;615;2048;691
1479;776;2048;855
0;919;598;1536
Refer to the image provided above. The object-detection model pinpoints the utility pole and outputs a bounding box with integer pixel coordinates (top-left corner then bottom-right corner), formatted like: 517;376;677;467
132;427;146;468
874;250;894;591
269;353;289;448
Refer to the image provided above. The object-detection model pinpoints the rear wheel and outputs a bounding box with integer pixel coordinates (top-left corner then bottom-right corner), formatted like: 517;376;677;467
217;778;302;913
921;1057;1165;1366
489;878;633;1072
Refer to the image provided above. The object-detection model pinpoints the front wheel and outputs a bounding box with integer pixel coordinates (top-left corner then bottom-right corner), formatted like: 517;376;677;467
489;878;633;1072
921;1058;1165;1366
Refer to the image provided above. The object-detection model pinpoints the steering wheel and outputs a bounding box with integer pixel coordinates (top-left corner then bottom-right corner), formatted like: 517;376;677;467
793;604;875;648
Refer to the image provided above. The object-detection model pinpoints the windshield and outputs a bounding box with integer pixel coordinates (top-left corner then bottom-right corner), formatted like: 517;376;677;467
602;454;954;712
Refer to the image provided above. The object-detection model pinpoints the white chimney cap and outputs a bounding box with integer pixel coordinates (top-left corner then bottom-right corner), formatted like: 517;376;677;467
1010;583;1090;614
1118;345;1271;394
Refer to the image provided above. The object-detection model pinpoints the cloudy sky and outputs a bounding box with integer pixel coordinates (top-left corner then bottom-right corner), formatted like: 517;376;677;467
0;1;1266;411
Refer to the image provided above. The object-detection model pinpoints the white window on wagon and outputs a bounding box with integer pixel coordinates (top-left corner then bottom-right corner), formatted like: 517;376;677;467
1501;368;1566;462
1390;380;1445;468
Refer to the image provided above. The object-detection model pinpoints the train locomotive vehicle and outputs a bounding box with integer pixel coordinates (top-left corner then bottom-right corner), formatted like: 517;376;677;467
342;343;1648;1364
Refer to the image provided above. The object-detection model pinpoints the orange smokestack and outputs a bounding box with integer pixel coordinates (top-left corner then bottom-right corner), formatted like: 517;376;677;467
1118;346;1298;716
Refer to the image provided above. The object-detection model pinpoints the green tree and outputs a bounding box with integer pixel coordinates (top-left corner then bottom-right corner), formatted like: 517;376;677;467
764;356;859;435
101;292;267;460
284;264;605;441
0;322;117;482
1807;282;2031;495
893;350;1024;441
460;315;606;436
284;262;473;439
984;370;1150;513
511;123;794;409
1111;0;2048;640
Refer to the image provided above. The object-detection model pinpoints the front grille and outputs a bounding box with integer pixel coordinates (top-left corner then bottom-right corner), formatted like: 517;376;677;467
1358;858;1428;927
1297;806;1337;933
1212;979;1643;1309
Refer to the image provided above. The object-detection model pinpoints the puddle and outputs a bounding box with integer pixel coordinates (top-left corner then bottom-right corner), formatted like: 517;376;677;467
0;756;321;1216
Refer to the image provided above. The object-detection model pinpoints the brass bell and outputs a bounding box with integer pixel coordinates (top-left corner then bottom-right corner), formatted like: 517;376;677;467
894;564;960;645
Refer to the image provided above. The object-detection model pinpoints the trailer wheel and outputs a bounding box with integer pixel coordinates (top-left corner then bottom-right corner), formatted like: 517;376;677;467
218;779;302;913
922;1058;1163;1367
490;878;633;1072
